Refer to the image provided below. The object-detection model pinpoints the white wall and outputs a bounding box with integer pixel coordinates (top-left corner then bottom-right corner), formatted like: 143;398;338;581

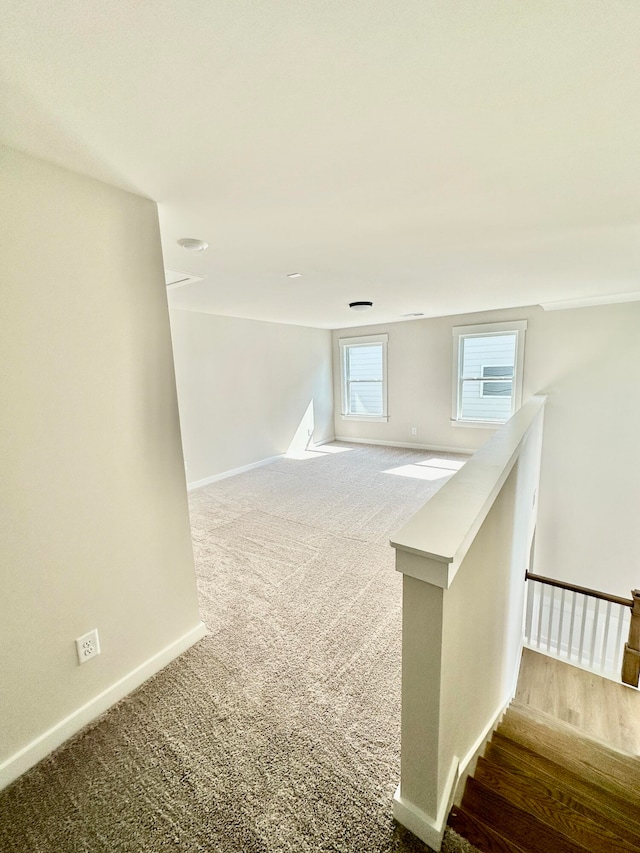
0;147;203;784
333;303;640;597
169;309;334;485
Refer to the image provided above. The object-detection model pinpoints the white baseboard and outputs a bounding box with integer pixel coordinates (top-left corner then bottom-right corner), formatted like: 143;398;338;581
309;436;336;448
0;621;208;791
452;687;516;805
393;648;522;849
186;437;337;491
393;757;458;852
334;435;476;455
187;455;283;491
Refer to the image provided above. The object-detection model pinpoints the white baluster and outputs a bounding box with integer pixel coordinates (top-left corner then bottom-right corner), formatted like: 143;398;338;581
536;582;545;648
613;604;627;672
557;588;566;656
578;594;588;663
525;579;535;643
600;601;612;673
546;587;555;651
589;598;600;667
567;591;577;661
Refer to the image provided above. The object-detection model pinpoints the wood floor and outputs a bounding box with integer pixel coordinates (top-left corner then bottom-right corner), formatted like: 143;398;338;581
450;699;640;852
515;648;640;755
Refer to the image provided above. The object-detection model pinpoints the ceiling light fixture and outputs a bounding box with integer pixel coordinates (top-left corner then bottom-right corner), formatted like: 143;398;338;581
178;238;208;252
401;312;425;318
349;301;373;311
287;272;303;278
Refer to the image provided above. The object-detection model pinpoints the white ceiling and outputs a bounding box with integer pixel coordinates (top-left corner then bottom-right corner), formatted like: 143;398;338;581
2;1;639;328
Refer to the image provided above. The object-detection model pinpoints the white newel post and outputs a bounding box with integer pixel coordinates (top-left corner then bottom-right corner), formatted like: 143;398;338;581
392;559;449;849
390;398;546;851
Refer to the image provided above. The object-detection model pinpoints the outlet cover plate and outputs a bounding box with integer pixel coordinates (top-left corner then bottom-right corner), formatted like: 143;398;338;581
76;629;100;665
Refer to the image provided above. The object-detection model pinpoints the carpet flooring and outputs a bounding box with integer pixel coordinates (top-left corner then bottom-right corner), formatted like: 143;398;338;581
0;442;479;853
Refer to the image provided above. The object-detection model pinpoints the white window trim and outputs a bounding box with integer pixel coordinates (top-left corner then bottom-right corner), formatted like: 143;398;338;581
451;320;527;427
339;333;389;422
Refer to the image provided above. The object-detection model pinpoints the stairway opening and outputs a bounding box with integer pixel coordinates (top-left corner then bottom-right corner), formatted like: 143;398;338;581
449;650;640;852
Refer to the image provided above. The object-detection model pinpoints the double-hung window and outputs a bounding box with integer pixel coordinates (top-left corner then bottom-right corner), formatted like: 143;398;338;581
340;334;388;421
481;365;514;398
452;320;527;426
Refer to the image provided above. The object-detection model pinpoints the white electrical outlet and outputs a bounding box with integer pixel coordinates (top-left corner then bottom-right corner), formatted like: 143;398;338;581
76;629;100;665
411;427;417;435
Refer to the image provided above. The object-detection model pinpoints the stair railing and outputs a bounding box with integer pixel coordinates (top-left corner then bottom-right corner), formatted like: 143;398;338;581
524;573;639;687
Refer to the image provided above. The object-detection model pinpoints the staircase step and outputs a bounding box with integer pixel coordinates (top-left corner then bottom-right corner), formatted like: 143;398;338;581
500;707;640;804
461;776;591;853
448;805;529;853
451;695;640;853
509;698;640;768
485;737;640;845
473;756;640;853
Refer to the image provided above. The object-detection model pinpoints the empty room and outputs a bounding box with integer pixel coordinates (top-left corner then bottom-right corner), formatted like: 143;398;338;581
2;3;640;852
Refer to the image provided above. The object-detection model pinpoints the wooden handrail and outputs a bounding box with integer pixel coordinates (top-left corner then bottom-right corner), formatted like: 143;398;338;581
525;572;634;609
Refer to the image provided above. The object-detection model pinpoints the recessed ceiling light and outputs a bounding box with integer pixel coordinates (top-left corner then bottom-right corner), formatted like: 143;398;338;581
401;312;424;318
287;272;303;278
178;238;208;252
349;301;373;311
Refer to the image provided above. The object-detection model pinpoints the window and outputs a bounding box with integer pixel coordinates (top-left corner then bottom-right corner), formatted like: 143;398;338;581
481;365;514;397
452;321;526;426
340;334;388;421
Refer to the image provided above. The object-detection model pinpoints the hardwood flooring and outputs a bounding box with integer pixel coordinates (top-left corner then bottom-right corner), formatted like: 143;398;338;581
515;648;640;755
449;651;640;851
450;700;640;852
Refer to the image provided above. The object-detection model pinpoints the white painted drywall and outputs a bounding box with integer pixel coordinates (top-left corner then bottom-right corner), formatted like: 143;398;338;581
0;147;202;773
169;309;334;484
334;303;640;597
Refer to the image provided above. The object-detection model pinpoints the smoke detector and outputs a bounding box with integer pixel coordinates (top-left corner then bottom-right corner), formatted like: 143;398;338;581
177;238;208;252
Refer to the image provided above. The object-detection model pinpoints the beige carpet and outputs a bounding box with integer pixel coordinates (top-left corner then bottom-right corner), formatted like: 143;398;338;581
0;442;479;853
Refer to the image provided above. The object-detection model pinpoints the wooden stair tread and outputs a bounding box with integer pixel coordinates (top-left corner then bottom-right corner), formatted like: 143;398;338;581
462;776;593;853
485;737;640;844
508;699;640;770
448;806;529;853
450;698;640;853
499;709;640;801
473;756;640;853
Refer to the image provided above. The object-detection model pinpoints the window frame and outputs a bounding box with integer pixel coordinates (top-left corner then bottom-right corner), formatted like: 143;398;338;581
480;364;514;398
339;333;389;422
451;320;527;428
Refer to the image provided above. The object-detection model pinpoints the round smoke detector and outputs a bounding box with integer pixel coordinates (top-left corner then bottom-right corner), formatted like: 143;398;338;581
178;238;209;252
